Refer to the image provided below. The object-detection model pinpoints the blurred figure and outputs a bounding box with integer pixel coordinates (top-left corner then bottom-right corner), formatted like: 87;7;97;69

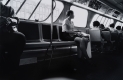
99;24;105;30
0;1;25;77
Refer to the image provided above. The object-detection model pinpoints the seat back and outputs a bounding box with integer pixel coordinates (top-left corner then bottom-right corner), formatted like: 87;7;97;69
18;21;40;42
41;24;59;42
101;31;111;42
89;29;101;42
110;31;118;41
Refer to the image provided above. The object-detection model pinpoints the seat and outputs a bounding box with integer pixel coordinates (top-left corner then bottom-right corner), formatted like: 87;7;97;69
101;31;111;42
89;29;102;42
18;21;50;50
89;29;105;52
110;31;118;42
41;24;59;42
18;21;41;42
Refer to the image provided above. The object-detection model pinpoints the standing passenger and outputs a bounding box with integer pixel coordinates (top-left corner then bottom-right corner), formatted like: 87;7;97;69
62;10;92;64
0;1;25;76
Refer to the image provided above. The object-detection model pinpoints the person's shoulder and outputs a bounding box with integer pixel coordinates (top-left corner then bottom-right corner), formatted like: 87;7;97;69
62;18;69;24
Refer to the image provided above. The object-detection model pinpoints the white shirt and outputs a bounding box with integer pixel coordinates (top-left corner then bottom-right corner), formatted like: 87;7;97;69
109;27;115;32
62;17;74;32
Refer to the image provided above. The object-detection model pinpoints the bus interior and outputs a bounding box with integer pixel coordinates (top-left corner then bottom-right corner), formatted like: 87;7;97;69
1;0;123;80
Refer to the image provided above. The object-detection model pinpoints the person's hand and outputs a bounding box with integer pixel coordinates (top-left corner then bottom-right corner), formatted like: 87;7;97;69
9;18;17;23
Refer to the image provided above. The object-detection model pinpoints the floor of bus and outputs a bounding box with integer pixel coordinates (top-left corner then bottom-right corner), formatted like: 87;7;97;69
1;51;123;80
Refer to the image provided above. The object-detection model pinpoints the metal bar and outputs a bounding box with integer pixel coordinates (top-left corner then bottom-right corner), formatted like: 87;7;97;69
16;0;26;14
28;0;42;20
48;0;54;69
5;0;10;5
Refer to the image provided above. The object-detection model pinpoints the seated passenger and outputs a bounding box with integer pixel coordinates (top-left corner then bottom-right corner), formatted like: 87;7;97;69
116;26;122;34
62;10;91;64
99;24;105;30
116;26;122;49
91;21;100;30
108;23;116;32
0;1;25;75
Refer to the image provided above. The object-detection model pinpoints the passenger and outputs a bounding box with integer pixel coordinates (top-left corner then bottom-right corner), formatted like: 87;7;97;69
62;10;91;64
116;26;122;34
0;1;25;76
108;23;116;32
116;26;122;50
91;21;100;30
99;24;105;30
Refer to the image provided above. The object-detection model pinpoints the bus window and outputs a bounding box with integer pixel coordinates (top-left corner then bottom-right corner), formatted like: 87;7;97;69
7;0;25;13
30;0;64;23
105;19;114;27
17;0;40;19
115;22;122;29
100;17;106;24
121;23;123;27
70;5;88;27
90;14;99;28
97;16;103;22
103;18;108;27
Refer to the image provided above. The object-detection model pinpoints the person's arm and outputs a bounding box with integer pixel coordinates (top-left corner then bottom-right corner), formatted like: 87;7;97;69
80;32;89;36
9;7;19;24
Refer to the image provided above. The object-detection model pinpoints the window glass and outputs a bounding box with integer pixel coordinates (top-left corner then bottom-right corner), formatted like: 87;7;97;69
70;6;88;27
30;0;64;23
115;22;121;28
100;17;105;24
104;18;108;27
105;19;114;27
90;14;99;28
121;23;123;27
2;0;8;5
97;16;102;22
7;0;25;13
17;0;40;19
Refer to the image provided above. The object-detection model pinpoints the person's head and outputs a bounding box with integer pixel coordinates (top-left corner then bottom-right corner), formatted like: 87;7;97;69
0;0;3;6
116;26;121;30
109;23;115;28
66;10;74;19
93;21;100;27
99;24;105;29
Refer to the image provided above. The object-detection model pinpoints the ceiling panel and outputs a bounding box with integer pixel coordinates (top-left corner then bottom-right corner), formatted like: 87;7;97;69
99;0;123;13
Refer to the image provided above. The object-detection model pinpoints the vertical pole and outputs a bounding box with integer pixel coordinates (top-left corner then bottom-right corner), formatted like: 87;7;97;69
49;0;54;69
51;0;53;43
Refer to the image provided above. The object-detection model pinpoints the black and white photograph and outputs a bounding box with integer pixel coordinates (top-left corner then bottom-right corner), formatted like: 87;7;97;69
0;0;123;80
